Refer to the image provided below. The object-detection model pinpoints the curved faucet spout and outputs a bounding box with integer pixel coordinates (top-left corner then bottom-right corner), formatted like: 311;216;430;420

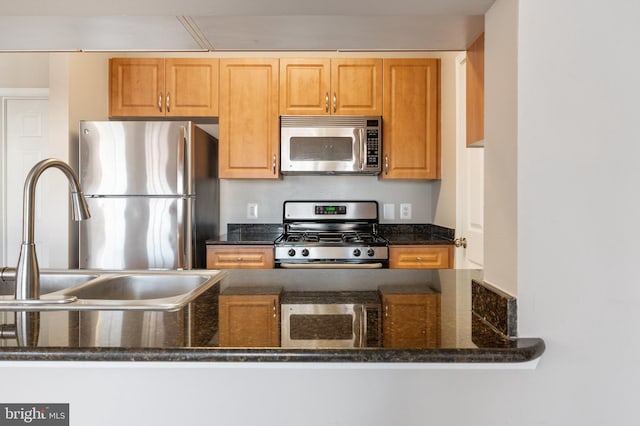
16;159;90;303
21;158;90;245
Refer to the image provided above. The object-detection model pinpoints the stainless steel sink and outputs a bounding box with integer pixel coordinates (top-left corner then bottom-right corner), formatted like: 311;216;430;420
0;271;99;297
0;269;225;347
63;273;212;302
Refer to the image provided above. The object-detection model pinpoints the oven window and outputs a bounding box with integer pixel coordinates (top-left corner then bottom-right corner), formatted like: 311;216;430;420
290;314;353;340
290;137;353;161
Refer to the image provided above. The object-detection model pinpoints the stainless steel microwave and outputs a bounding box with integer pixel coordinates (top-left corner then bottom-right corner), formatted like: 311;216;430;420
280;115;382;175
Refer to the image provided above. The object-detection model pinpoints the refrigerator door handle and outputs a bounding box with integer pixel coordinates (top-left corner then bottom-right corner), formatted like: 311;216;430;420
176;197;193;270
177;126;187;195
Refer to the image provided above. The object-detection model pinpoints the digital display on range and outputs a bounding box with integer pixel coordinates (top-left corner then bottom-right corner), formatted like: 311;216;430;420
315;205;347;215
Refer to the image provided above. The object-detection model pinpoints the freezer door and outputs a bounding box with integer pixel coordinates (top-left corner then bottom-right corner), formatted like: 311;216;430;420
79;121;192;196
79;197;192;270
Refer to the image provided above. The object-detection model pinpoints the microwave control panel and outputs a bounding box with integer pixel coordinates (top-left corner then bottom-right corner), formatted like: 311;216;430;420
366;127;380;169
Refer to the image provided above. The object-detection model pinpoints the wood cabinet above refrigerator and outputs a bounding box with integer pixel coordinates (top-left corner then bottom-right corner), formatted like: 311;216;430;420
109;58;219;118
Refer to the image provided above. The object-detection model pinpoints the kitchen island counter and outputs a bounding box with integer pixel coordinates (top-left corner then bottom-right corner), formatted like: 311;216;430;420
0;269;544;366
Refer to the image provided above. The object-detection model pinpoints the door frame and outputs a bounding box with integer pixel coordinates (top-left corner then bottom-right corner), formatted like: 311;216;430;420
454;54;484;269
0;88;49;264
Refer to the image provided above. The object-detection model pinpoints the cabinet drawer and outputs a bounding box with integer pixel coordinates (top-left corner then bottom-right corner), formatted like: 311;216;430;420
206;245;274;269
389;245;452;269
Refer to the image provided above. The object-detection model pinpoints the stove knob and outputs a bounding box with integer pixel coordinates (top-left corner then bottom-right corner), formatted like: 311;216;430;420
353;248;361;257
302;249;310;257
367;248;375;257
288;249;296;257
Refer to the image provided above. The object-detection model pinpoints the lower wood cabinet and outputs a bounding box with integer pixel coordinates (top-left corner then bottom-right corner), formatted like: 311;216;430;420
206;245;274;269
379;286;441;348
218;287;282;347
389;245;453;269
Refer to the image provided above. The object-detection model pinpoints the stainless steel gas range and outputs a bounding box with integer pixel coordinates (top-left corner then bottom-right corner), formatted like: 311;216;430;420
274;201;389;268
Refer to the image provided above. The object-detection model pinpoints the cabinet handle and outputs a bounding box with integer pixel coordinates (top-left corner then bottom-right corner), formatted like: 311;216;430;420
236;257;242;262
384;155;389;175
166;92;170;113
416;257;423;262
333;92;337;113
272;154;277;174
325;92;329;113
384;304;389;318
158;93;163;112
272;300;277;318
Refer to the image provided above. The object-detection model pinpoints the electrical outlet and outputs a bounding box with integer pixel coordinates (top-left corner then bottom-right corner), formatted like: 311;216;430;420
383;203;395;220
247;203;258;219
400;203;412;220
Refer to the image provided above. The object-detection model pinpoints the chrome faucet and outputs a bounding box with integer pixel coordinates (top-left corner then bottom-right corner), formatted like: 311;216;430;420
15;158;91;301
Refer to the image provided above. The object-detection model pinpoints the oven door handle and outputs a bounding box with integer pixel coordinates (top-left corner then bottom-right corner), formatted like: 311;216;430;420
279;262;384;269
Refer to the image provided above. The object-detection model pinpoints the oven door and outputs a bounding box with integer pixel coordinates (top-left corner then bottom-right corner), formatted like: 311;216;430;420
281;303;365;348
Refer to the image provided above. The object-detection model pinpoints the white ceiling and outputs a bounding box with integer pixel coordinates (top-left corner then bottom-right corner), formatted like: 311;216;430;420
0;0;494;52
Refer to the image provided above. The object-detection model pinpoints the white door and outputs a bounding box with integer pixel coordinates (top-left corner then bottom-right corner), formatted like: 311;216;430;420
2;97;52;267
455;55;484;269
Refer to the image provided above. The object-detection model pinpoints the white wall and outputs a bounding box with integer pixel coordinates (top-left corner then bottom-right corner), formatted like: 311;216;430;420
4;2;640;423
483;0;518;296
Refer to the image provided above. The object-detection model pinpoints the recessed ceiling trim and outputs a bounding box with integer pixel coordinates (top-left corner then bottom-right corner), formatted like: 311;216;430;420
178;16;214;50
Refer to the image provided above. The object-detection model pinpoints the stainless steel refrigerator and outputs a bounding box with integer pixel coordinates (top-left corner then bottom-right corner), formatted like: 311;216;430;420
77;121;218;270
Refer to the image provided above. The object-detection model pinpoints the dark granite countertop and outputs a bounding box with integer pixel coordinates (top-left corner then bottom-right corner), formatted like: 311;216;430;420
207;223;282;245
207;223;455;246
0;269;544;364
378;224;455;245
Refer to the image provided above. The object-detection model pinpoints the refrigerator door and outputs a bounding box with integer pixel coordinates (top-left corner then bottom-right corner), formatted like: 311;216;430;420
79;121;192;196
79;197;192;270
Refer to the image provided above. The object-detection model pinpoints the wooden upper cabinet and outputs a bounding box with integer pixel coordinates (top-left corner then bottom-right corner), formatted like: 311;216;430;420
109;58;219;118
382;58;441;179
164;59;219;117
466;32;485;146
219;58;280;179
109;58;165;117
279;58;382;115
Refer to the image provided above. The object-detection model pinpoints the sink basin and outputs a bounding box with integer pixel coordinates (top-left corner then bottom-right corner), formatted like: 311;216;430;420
0;271;99;296
64;274;211;301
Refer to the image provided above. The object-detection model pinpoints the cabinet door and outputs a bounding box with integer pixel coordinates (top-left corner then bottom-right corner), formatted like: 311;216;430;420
109;58;165;117
279;58;331;115
331;58;383;115
389;245;452;269
165;58;219;117
382;293;441;348
219;58;280;178
382;59;440;179
466;33;485;146
218;294;280;347
206;245;274;269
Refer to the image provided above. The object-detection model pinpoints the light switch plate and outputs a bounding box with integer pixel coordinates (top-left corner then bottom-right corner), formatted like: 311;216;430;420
247;203;258;219
400;203;412;220
383;203;395;220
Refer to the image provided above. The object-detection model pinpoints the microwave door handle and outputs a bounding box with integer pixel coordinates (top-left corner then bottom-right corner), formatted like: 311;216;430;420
359;128;365;170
